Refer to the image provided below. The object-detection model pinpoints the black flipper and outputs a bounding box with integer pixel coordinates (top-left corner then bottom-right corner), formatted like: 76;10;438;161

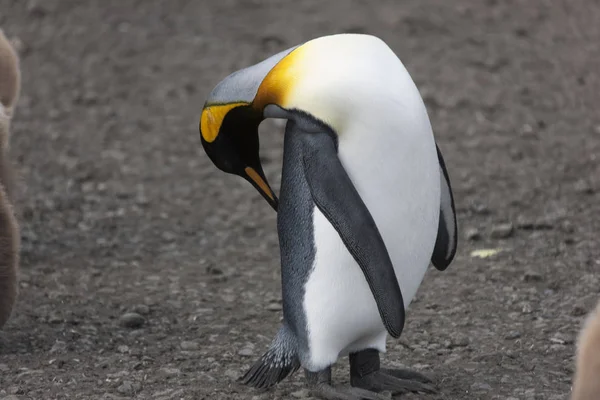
431;144;457;271
299;128;405;339
239;325;301;389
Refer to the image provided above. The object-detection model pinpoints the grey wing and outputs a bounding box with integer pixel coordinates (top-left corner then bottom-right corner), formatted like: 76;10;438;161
298;126;405;339
431;144;457;271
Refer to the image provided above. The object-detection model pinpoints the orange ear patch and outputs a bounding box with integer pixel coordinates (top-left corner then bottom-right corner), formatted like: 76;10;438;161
200;102;248;143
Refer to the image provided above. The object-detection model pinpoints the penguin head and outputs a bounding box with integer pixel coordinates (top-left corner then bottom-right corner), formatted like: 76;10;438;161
199;33;395;210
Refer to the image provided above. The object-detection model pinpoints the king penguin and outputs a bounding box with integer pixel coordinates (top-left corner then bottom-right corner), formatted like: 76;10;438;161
198;34;458;400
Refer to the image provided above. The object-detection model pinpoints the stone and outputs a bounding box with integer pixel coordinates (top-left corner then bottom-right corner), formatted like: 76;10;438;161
116;380;141;395
491;223;514;239
50;340;67;354
224;369;239;380
206;265;223;275
447;336;469;348
238;348;253;357
471;202;490;215
471;382;492;391
291;389;312;398
550;333;573;345
522;271;542;282
574;179;593;194
505;331;521;340
159;368;181;377
266;302;282;311
119;313;145;329
465;227;481;241
27;0;49;17
571;305;588;316
131;304;150;315
180;341;199;351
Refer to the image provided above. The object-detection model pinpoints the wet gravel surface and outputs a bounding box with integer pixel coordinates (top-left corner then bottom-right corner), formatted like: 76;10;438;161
1;1;600;399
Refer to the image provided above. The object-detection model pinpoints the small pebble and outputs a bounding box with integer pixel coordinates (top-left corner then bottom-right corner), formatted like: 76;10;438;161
119;313;145;329
266;302;282;311
522;271;542;282
7;387;20;395
444;354;461;364
491;223;514;239
224;369;239;380
48;312;63;324
131;304;150;315
447;336;469;348
522;303;533;314
522;361;536;372
550;333;573;345
180;341;199;351
206;265;223;275
549;344;565;352
291;389;311;398
152;388;175;398
161;231;177;242
471;382;492;391
571;305;588;317
471;202;490;215
117;380;137;395
505;331;521;340
50;340;67;354
238;348;254;357
574;179;593;194
516;219;553;231
117;345;129;354
465;227;481;241
27;0;49;17
160;367;181;377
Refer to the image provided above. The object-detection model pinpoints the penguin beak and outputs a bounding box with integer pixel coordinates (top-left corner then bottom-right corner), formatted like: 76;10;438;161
200;102;279;211
244;166;279;211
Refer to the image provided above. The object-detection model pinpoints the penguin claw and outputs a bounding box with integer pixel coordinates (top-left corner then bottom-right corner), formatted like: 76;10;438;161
380;367;434;384
351;370;438;395
348;349;438;395
310;384;391;400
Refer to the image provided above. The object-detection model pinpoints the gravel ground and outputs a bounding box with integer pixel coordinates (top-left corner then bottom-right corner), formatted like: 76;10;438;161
1;1;599;399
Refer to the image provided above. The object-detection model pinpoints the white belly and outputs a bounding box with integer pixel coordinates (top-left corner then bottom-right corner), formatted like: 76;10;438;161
302;110;441;371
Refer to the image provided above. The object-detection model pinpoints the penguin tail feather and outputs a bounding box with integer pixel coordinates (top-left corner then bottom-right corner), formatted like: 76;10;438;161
239;325;300;389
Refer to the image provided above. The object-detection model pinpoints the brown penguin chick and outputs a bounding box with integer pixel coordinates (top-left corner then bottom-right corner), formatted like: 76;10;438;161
571;299;600;400
0;28;21;329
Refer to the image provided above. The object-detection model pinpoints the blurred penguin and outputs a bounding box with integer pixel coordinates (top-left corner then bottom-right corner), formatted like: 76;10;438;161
571;298;600;400
0;28;21;329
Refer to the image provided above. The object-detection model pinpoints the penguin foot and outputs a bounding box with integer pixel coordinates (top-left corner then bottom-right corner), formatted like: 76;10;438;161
349;349;438;395
305;368;390;400
380;367;433;384
310;384;392;400
351;370;437;395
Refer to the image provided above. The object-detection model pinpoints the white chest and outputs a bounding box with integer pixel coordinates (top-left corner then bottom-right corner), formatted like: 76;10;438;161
301;113;441;371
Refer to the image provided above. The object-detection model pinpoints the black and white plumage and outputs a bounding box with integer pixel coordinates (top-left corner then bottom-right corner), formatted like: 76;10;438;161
199;34;458;399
